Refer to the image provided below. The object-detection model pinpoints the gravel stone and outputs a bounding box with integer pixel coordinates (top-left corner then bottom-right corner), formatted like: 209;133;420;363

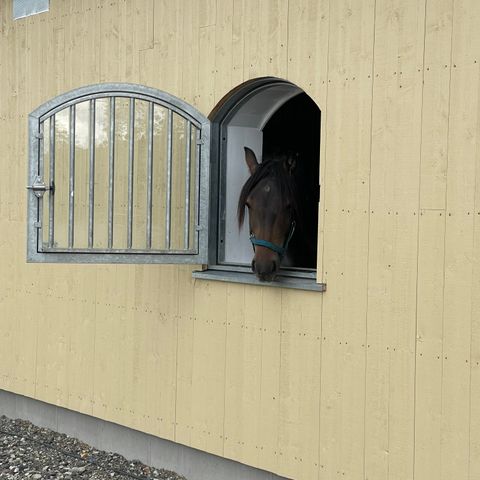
0;416;187;480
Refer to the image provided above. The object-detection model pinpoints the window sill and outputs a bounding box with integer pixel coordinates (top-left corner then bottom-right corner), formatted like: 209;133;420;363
192;269;326;292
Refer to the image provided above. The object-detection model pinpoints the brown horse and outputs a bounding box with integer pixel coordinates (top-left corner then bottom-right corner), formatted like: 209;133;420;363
238;147;315;281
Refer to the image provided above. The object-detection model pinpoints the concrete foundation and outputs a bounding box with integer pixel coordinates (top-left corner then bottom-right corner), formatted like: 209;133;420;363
0;389;289;480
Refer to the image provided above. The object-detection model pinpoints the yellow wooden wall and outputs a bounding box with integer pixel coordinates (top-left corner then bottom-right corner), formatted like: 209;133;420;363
0;1;479;479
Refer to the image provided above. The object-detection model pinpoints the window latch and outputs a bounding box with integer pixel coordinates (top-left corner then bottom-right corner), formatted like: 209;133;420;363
27;176;53;198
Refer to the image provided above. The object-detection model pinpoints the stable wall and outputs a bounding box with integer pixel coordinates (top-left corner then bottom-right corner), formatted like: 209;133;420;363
0;1;479;479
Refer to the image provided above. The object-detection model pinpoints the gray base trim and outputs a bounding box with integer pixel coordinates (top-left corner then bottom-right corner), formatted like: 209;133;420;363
193;269;326;292
0;389;289;480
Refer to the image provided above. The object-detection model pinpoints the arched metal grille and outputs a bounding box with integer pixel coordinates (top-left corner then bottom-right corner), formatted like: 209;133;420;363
27;83;210;264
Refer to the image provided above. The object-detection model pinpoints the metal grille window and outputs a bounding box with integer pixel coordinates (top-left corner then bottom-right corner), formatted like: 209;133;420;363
27;83;210;264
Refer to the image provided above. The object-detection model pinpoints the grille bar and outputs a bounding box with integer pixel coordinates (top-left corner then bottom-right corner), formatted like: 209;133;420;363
88;99;96;248
108;97;115;249
165;109;173;249
68;105;76;248
127;98;135;249
146;102;154;249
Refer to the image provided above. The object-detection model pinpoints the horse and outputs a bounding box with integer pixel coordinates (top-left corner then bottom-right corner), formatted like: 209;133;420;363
237;147;317;282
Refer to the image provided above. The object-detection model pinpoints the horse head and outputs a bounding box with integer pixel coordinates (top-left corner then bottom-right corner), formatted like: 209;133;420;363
238;147;298;282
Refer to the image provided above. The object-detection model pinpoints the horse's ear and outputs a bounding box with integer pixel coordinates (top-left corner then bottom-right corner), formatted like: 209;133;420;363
284;152;298;175
244;147;259;175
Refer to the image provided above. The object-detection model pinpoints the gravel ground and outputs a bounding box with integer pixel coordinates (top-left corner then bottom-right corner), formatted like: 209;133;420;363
0;416;186;480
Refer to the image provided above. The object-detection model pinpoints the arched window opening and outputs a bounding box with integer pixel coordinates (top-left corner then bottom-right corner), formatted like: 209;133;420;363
197;77;324;291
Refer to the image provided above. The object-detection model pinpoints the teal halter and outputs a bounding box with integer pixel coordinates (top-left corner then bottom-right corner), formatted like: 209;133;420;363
249;221;296;259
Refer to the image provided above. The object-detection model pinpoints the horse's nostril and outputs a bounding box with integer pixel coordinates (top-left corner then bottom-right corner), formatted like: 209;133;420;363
251;260;256;272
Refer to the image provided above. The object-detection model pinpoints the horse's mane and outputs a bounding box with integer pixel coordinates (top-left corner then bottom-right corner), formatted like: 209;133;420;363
237;153;299;228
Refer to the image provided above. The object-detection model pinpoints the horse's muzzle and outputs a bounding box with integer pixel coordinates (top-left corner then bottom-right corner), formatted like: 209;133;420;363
252;257;279;282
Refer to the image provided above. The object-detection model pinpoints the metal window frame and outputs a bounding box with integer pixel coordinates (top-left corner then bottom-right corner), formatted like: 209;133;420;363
27;83;210;264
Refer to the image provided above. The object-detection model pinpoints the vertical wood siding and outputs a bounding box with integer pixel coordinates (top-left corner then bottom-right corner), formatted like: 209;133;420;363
1;0;479;479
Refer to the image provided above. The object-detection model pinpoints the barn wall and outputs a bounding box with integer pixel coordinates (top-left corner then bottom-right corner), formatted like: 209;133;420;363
0;1;479;479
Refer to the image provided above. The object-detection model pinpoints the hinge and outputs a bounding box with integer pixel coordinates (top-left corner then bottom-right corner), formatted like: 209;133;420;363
34;132;44;140
196;136;205;146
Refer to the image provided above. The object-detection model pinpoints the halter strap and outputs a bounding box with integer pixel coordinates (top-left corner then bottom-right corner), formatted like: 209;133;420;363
249;221;296;259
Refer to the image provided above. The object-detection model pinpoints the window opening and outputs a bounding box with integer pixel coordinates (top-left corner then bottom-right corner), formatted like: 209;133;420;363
202;78;323;289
